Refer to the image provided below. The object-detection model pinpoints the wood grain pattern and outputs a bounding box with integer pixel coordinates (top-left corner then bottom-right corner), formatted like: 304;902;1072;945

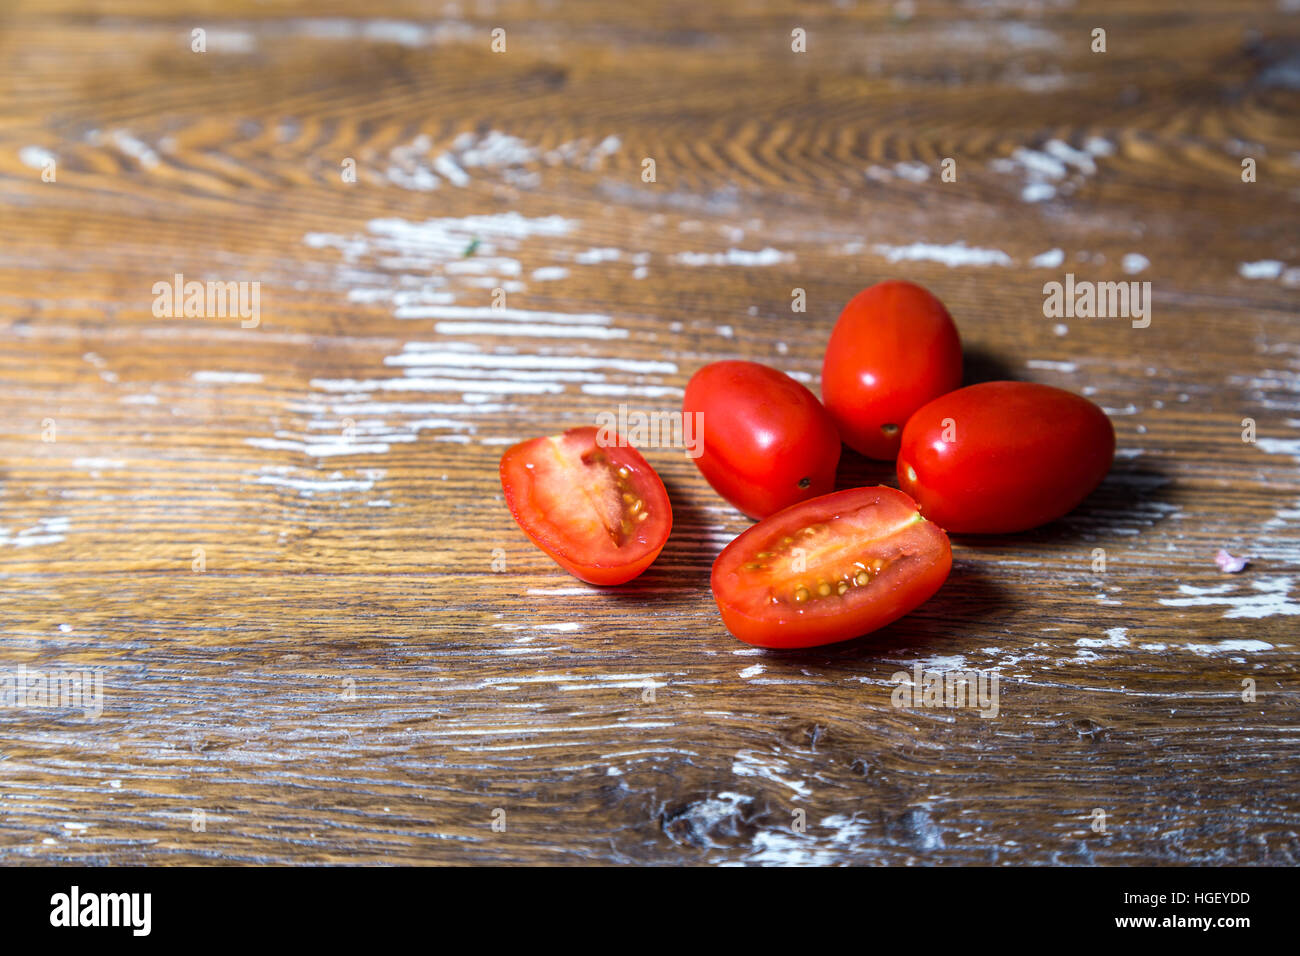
1;0;1298;865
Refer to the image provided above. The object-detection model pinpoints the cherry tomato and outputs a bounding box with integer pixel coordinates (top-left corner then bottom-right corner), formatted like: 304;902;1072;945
822;280;963;460
500;426;671;585
711;486;952;648
683;361;841;519
897;381;1115;534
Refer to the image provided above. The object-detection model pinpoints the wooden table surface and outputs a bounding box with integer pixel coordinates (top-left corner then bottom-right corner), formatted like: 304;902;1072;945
1;0;1298;866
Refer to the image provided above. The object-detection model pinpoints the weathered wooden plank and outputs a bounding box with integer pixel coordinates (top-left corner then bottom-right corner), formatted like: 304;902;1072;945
0;0;1297;865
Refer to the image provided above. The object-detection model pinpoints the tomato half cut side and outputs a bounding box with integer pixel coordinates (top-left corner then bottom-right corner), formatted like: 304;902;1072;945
500;426;672;585
711;486;951;649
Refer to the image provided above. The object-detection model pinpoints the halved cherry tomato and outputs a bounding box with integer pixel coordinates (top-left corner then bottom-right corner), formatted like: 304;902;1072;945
822;280;963;460
897;381;1115;534
711;486;952;648
500;426;671;584
683;360;841;519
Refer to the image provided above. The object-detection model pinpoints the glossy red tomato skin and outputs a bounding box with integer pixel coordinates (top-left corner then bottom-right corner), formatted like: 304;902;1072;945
500;427;671;585
711;486;952;649
683;361;841;519
897;381;1115;534
822;280;963;460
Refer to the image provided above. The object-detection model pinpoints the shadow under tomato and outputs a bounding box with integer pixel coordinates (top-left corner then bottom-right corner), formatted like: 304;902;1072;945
833;445;897;492
962;344;1019;387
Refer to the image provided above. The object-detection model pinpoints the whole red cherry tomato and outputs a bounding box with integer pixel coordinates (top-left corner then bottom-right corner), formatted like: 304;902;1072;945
711;486;952;648
683;360;841;519
500;426;671;584
822;280;963;460
897;381;1115;534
